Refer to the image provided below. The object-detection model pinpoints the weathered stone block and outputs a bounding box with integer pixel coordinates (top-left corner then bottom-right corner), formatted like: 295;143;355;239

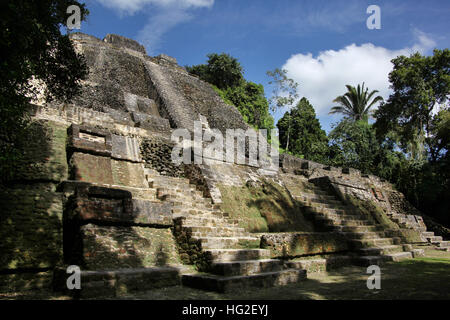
301;160;323;170
76;224;181;269
342;167;360;175
70;152;114;185
9;120;68;182
68;124;112;157
260;232;349;258
0;184;63;270
111;159;147;188
111;134;141;162
280;154;307;174
104;34;147;54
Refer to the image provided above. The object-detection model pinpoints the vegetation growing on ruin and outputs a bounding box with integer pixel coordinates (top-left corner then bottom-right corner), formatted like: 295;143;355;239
218;180;315;233
276;50;450;228
0;0;89;183
277;98;329;163
345;195;399;230
186;53;274;132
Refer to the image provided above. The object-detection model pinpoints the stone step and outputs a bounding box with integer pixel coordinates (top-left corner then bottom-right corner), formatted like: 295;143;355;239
284;184;331;196
302;201;349;211
178;200;214;209
437;241;450;248
320;217;372;227
383;251;414;262
353;252;412;266
333;225;384;233
182;269;307;293
204;249;271;262
411;249;425;258
314;212;367;222
157;192;207;204
159;193;207;203
340;231;388;240
151;175;191;185
422;232;435;237
306;206;358;216
172;205;222;218
192;236;260;249
427;236;443;242
171;198;214;207
292;192;337;202
357;245;405;256
294;195;342;206
53;267;181;298
350;237;401;249
154;183;193;193
186;226;247;237
297;187;330;196
182;217;239;228
173;209;211;218
210;259;284;276
191;230;248;238
172;206;218;216
285;255;353;273
182;222;238;229
161;189;206;201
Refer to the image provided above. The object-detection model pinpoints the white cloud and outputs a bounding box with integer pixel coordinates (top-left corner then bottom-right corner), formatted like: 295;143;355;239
282;30;437;117
95;0;214;52
137;9;192;51
96;0;214;15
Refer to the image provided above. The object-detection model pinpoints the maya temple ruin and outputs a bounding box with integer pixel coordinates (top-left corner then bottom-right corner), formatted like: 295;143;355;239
1;33;448;299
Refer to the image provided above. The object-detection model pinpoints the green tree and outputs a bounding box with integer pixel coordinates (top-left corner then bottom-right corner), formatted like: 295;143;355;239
186;54;274;131
266;69;299;151
374;49;450;159
373;49;450;228
221;81;274;130
330;83;383;122
328;119;402;175
186;53;244;89
0;0;89;181
277;98;328;162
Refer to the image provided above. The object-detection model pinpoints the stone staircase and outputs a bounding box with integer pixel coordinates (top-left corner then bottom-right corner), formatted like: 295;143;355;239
281;174;424;267
390;214;450;252
421;232;450;251
144;168;307;292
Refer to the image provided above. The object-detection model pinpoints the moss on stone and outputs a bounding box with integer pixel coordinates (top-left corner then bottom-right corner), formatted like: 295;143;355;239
218;179;315;233
79;225;182;270
9;120;68;182
260;232;349;258
345;195;399;230
0;184;63;270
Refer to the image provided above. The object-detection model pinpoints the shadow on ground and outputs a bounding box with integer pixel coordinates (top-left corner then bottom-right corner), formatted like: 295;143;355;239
1;249;449;300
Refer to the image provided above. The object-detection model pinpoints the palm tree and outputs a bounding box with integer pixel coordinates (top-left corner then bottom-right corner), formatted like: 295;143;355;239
329;83;383;121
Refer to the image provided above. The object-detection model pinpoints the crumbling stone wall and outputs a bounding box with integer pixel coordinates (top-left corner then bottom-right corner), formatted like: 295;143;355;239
0;120;68;276
7;120;68;183
62;124;183;271
260;232;349;258
140;138;185;177
0;183;63;270
0;121;69;293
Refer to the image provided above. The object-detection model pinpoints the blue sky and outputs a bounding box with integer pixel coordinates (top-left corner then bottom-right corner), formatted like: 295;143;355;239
79;0;450;133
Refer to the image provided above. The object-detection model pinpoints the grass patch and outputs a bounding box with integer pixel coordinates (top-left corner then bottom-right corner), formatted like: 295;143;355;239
218;179;315;233
3;249;449;300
